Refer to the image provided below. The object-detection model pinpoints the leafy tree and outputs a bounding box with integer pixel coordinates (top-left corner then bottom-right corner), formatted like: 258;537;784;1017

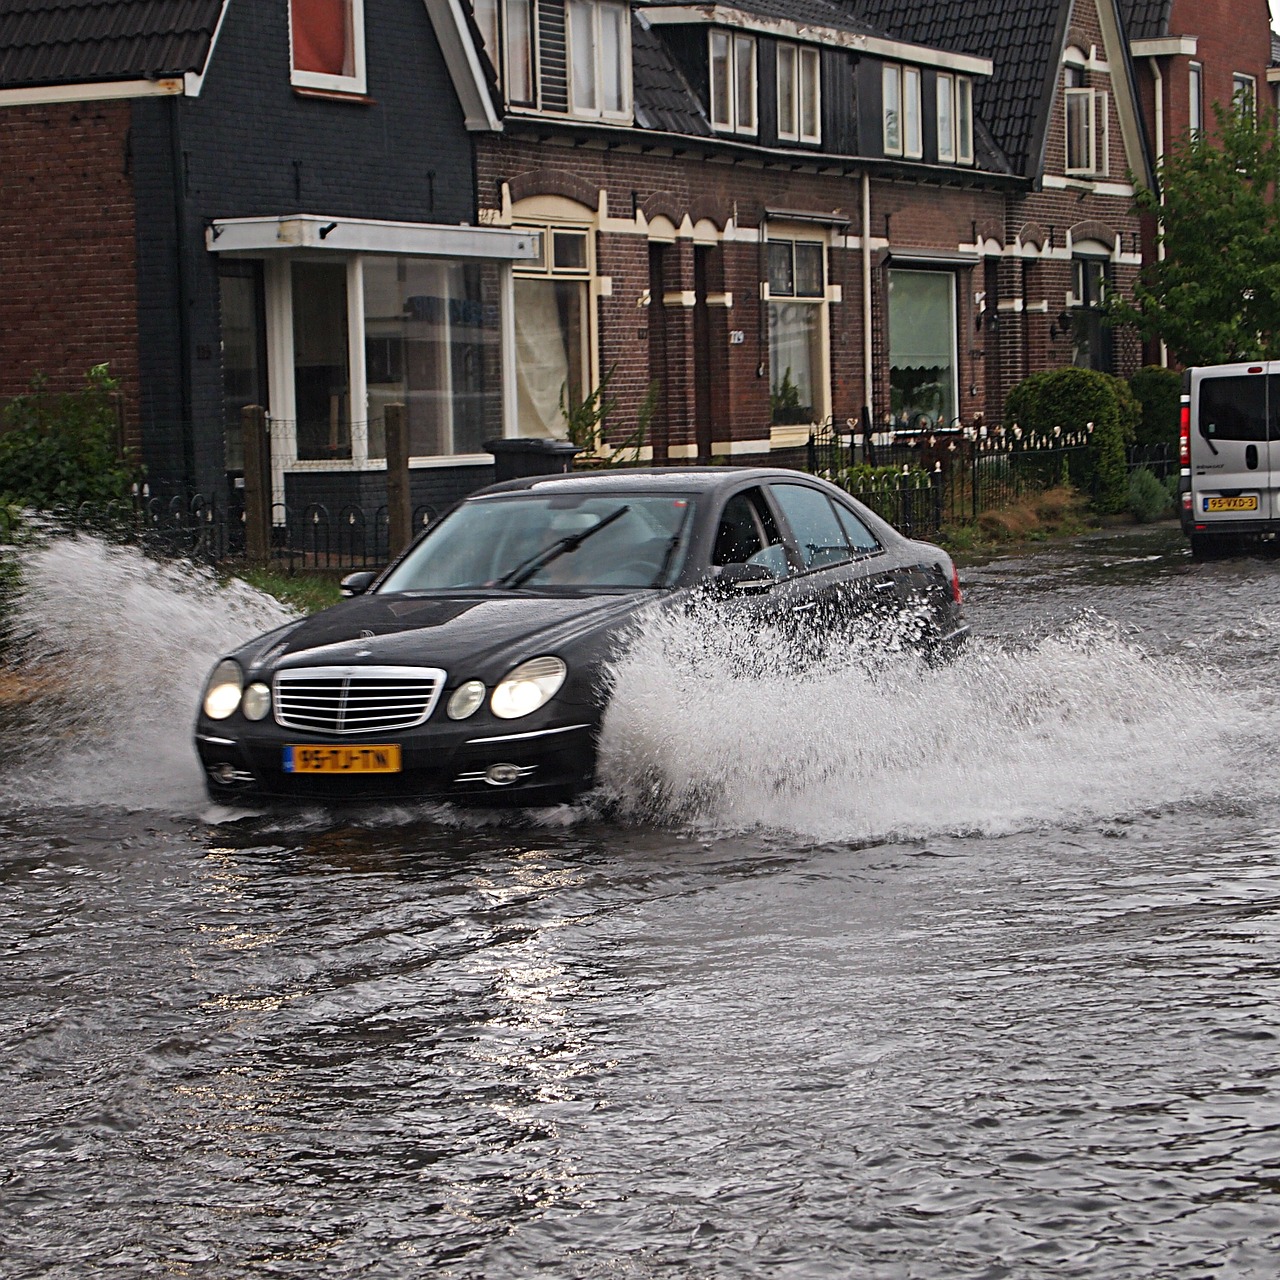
1112;106;1280;365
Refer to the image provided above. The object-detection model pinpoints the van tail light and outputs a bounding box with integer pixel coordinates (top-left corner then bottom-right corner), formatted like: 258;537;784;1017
1180;401;1191;466
950;563;963;604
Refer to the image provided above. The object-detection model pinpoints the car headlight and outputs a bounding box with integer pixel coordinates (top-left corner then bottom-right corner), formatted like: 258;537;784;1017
241;682;272;722
447;680;487;720
202;659;244;720
490;656;567;719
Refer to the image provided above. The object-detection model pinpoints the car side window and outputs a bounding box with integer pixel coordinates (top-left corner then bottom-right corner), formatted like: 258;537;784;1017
712;488;792;579
832;501;881;555
769;482;853;570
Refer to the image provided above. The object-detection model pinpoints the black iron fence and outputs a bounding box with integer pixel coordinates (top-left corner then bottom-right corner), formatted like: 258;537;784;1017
0;489;439;571
807;419;1176;539
1;427;1178;568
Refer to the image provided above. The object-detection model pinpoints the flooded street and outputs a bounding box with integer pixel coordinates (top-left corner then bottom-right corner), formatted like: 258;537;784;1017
3;525;1280;1277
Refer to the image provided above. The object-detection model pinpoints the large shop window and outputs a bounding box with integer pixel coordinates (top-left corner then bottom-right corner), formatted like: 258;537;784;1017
768;238;826;426
362;258;503;459
289;255;504;463
567;0;631;119
887;269;957;430
514;226;591;437
290;0;366;94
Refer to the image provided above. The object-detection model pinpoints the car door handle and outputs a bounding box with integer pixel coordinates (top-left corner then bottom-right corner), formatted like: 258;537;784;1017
792;601;818;612
873;579;898;592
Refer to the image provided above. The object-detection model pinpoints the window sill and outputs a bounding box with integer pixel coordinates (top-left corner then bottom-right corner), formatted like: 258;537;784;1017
292;85;376;106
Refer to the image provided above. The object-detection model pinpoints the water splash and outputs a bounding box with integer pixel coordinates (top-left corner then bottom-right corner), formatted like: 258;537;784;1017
0;534;296;811
595;603;1248;842
0;534;1255;838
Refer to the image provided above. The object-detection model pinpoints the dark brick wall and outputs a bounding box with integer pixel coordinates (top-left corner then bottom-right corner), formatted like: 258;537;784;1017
130;0;478;495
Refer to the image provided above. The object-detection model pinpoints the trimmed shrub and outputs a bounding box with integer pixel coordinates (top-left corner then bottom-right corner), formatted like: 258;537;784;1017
0;365;141;510
1003;367;1129;514
1128;466;1174;523
1128;365;1182;449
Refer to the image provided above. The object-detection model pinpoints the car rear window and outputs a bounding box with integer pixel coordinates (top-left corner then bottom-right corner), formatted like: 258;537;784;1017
1197;374;1271;442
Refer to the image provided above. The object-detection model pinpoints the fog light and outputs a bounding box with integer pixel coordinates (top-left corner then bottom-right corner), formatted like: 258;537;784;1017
210;763;237;785
485;763;524;786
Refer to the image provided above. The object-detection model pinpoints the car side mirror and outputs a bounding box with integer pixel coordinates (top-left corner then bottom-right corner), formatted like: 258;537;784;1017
340;570;378;597
713;563;775;595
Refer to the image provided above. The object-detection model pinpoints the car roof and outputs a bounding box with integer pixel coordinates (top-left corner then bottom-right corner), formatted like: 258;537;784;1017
473;466;820;498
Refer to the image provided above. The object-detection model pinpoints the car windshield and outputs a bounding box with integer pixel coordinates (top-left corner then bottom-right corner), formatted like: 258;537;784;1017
378;493;696;592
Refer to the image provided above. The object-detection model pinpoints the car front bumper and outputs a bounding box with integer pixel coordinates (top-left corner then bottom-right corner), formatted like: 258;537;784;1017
195;713;599;806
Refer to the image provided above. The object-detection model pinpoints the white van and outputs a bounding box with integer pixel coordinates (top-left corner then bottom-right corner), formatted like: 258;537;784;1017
1181;361;1280;555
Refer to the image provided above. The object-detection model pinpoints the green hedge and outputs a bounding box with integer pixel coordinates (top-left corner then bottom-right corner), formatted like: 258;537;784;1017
1003;367;1130;514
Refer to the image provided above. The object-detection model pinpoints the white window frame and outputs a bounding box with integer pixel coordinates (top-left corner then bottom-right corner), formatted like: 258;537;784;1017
883;63;922;159
1234;72;1257;120
765;231;832;426
903;65;922;158
475;0;538;107
709;28;757;135
937;73;974;165
289;0;367;95
1189;61;1203;138
776;43;820;145
567;0;632;121
1065;86;1109;176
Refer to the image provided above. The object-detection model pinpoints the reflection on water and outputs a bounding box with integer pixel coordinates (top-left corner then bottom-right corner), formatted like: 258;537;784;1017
3;528;1280;1277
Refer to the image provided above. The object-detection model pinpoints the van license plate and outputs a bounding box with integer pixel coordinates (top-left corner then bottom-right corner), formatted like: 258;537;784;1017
284;745;402;774
1204;495;1258;512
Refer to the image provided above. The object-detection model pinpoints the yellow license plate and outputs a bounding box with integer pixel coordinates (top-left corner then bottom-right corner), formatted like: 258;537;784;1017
284;744;402;774
1205;495;1258;512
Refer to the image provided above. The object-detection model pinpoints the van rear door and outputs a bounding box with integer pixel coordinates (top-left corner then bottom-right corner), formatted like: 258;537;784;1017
1189;364;1273;528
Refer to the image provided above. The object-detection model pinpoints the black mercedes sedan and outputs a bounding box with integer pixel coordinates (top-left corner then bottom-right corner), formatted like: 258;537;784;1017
196;467;966;806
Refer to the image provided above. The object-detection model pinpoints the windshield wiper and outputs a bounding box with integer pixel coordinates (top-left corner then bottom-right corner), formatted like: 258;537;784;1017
495;505;632;589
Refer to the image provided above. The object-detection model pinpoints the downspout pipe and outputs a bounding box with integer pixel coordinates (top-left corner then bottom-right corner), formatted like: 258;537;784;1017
1149;55;1168;367
861;172;874;430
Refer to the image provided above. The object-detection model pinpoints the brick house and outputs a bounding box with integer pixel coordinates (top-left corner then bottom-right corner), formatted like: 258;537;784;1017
0;0;1267;514
471;0;1156;462
0;0;533;515
1120;0;1275;361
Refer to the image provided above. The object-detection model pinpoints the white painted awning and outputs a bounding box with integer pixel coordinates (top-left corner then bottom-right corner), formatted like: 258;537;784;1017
206;214;539;260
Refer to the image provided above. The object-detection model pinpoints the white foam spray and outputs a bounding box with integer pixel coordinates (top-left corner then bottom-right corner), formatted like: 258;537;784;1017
595;602;1249;842
0;535;1255;839
1;534;296;811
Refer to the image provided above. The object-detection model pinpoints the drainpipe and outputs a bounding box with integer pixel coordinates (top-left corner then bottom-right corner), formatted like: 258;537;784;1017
1149;56;1169;368
861;172;874;425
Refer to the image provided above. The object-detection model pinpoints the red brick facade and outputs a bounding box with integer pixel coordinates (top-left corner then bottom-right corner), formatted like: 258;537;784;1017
0;102;140;448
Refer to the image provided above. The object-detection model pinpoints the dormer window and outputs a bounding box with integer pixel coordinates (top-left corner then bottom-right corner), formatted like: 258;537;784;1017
290;0;366;95
1064;63;1108;176
567;0;631;120
710;29;757;135
474;0;536;106
937;73;973;165
883;64;922;158
777;44;820;144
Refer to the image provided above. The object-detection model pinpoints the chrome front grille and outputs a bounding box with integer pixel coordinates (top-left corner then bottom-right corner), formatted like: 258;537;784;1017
273;665;446;735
